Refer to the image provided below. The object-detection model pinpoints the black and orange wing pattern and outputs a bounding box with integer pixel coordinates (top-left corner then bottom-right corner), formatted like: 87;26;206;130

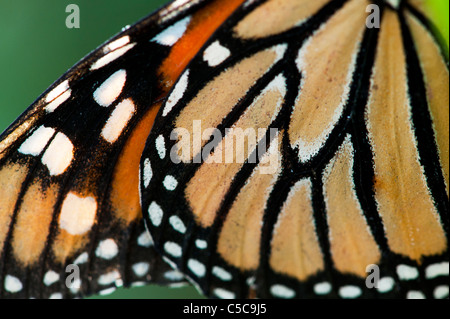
0;0;448;300
0;0;244;298
140;0;449;299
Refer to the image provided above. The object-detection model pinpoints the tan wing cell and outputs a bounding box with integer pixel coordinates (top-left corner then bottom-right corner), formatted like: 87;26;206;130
234;0;330;39
270;178;324;281
323;136;381;277
185;75;286;228
174;46;285;164
289;0;366;162
0;162;29;253
365;11;447;261
11;181;58;266
218;132;282;270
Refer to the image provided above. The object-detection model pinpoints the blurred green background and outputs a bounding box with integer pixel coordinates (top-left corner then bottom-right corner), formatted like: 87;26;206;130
0;0;448;300
426;0;449;50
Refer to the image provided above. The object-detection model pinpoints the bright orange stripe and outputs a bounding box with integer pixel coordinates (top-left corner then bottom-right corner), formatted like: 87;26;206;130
159;0;246;87
110;0;246;224
110;102;161;224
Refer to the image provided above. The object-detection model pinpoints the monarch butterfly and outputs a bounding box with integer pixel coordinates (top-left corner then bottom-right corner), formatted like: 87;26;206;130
0;0;448;300
0;0;201;300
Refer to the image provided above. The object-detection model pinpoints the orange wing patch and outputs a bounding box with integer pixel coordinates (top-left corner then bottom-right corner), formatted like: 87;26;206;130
174;46;285;164
109;0;250;226
0;162;29;253
159;0;246;87
407;13;449;195
185;73;286;228
323;136;381;277
218;132;283;270
289;0;366;162
270;178;325;281
110;103;161;225
366;10;447;261
52;230;89;265
234;0;330;39
11;181;58;266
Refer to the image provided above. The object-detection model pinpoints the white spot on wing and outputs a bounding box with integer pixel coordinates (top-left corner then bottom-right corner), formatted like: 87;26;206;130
91;43;136;70
160;1;196;23
187;259;206;277
18;126;55;156
152;16;191;46
143;158;153;188
148;202;163;227
195;239;207;249
170;0;191;8
407;290;426;299
163;175;178;191
59;192;97;235
132;262;150;277
162;70;189;116
98;270;121;285
49;292;63;299
164;270;185;281
397;264;419;280
213;288;235;299
101;98;135;143
270;284;295;298
95;239;119;260
339;286;362;299
46;80;70;103
212;266;232;281
46;90;71;112
99;287;117;295
377;277;395;293
105;36;130;52
203;41;231;67
169;215;186;233
4;275;23;293
434;285;449;299
93;69;127;107
313;282;332;295
425;262;449;279
41;132;74;176
155;135;166;159
137;231;153;247
43;270;60;286
164;241;182;257
73;252;88;264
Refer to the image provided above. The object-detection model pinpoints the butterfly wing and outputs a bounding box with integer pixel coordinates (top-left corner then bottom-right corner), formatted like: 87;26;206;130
140;0;449;299
0;0;228;298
